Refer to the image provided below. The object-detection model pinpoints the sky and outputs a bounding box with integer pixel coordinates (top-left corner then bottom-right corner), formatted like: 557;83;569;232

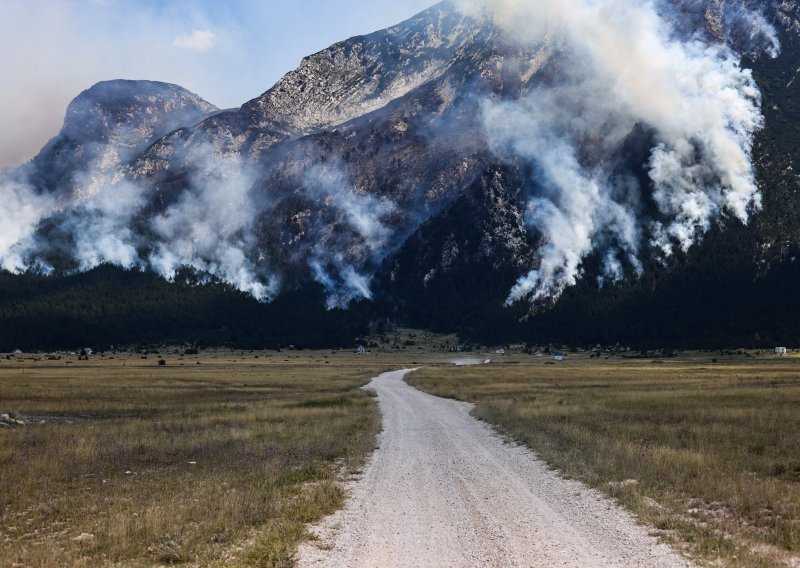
0;0;435;168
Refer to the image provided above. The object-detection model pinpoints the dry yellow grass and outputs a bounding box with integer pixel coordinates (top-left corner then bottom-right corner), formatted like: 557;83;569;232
0;350;392;567
7;343;796;567
409;354;800;568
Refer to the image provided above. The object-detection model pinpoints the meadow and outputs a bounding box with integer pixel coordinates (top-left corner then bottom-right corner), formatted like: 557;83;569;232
0;349;393;567
3;340;799;568
410;353;800;567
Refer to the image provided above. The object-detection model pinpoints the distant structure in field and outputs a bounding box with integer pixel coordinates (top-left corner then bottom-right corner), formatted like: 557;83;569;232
775;347;788;357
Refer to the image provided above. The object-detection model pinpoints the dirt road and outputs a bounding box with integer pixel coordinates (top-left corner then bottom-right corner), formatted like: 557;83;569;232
297;369;693;567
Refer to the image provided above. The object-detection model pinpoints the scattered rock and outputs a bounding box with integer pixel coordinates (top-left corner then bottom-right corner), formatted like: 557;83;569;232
608;479;639;489
642;497;664;511
0;422;9;428
72;532;95;543
0;413;9;421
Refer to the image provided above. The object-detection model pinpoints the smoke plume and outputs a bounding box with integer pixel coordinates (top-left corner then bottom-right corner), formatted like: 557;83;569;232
458;0;776;304
0;174;55;273
1;145;280;300
0;150;399;307
302;163;399;308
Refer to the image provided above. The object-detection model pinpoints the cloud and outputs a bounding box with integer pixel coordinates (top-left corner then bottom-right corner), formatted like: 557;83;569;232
174;29;217;52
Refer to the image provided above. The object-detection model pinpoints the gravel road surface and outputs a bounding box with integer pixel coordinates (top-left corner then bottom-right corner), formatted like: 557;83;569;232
297;369;694;568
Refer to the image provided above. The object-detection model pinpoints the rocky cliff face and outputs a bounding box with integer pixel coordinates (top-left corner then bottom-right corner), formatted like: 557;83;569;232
134;4;493;172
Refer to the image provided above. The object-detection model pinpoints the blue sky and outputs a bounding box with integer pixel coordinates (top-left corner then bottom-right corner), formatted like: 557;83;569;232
0;0;435;166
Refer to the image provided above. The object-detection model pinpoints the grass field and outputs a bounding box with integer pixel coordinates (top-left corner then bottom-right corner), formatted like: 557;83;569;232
4;342;799;567
0;349;394;567
409;353;800;568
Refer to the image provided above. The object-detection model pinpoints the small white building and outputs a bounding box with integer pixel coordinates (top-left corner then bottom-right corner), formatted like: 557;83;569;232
775;347;788;357
495;348;505;355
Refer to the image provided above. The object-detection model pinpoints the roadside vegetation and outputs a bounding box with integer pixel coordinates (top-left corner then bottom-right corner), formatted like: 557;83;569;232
0;351;385;567
409;354;800;567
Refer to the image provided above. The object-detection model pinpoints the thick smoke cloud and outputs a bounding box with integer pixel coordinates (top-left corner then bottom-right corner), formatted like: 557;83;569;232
1;145;279;300
0;151;398;307
147;146;277;300
458;0;776;304
0;174;55;273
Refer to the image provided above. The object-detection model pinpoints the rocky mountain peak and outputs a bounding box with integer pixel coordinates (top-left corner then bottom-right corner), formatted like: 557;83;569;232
28;80;217;199
3;0;800;347
60;80;217;146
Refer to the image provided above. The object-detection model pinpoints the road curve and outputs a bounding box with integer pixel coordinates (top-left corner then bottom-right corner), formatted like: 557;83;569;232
297;369;694;568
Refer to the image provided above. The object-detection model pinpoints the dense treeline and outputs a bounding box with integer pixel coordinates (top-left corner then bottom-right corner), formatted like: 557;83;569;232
520;229;800;349
2;239;797;352
0;266;370;351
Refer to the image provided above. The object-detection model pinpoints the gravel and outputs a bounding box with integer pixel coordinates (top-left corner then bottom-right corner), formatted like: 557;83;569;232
297;369;695;568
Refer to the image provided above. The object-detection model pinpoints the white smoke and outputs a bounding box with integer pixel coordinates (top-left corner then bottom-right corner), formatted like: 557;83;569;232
0;148;393;307
62;179;145;272
459;0;774;305
0;174;56;272
0;145;279;301
148;146;278;300
303;163;398;308
722;3;781;57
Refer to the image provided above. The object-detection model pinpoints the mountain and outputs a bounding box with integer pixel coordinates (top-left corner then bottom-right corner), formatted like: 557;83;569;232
1;0;800;350
25;80;218;200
